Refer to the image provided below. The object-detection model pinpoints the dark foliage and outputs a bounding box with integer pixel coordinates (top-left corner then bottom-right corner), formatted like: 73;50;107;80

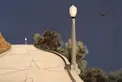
108;69;122;82
82;68;107;82
34;30;63;51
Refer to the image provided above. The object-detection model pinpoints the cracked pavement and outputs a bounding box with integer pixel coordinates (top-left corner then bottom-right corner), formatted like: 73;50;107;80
0;45;82;82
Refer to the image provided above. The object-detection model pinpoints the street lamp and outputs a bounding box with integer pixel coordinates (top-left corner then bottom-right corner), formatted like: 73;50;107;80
69;5;77;70
25;38;27;45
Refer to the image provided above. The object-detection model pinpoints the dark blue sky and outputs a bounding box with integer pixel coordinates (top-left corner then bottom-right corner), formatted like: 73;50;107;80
0;0;122;72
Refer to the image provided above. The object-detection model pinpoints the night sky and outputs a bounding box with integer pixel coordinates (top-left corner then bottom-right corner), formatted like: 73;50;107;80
0;0;122;72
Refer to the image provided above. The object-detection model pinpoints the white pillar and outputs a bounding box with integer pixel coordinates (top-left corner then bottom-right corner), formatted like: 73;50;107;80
71;18;76;70
71;18;81;75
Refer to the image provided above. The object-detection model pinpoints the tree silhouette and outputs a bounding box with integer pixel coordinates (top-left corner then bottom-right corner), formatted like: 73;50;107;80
34;30;63;51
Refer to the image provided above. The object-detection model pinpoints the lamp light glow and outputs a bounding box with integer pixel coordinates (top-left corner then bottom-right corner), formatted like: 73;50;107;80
69;5;77;18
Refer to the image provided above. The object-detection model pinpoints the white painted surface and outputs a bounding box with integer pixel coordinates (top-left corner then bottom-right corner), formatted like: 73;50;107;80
0;45;83;82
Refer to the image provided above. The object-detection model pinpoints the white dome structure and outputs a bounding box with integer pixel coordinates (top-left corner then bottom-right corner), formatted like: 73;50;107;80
0;45;83;82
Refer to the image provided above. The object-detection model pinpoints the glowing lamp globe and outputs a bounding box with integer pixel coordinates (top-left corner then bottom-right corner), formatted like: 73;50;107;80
69;5;77;18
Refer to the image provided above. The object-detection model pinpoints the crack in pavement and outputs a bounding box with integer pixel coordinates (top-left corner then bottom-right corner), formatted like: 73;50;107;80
0;46;66;82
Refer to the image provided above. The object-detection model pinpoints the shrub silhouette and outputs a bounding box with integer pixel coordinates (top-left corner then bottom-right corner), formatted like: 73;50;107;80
81;68;107;82
34;30;63;51
108;69;122;82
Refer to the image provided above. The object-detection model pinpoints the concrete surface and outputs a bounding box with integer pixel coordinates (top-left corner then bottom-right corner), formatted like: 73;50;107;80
0;45;83;82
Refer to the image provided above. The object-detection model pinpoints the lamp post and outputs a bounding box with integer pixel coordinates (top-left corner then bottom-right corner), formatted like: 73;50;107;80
69;5;77;70
25;38;27;45
69;5;80;75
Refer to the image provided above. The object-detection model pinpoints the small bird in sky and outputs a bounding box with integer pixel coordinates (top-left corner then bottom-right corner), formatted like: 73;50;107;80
99;12;108;16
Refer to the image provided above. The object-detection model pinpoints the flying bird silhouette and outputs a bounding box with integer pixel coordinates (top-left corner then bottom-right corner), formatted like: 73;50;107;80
99;12;108;16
